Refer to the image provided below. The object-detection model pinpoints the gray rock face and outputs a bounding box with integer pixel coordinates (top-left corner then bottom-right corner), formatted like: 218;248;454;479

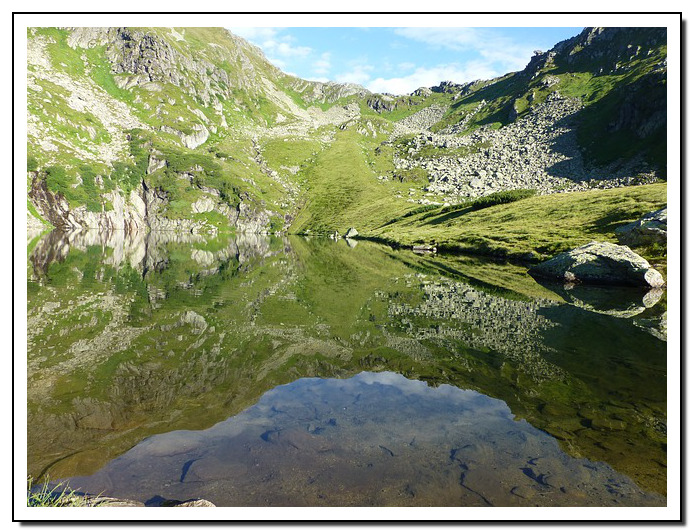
160;123;210;149
235;202;273;234
615;208;667;246
30;175;149;233
529;241;665;288
412;87;432;97
397;104;448;131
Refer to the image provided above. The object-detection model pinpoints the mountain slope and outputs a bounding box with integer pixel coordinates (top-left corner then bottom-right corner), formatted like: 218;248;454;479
26;26;667;257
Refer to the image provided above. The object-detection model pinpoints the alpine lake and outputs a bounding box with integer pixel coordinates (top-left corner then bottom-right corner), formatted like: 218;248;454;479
26;229;667;507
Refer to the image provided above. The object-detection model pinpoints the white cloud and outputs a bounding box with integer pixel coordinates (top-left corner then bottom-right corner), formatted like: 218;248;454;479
335;60;374;85
367;61;499;95
227;27;311;59
394;27;535;75
272;41;312;58
227;27;280;41
394;27;481;51
313;52;332;75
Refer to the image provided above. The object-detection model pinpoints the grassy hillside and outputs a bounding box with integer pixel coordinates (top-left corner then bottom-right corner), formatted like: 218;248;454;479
364;183;667;265
288;126;428;235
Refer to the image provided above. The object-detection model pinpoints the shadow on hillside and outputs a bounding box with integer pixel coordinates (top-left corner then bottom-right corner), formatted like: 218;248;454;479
420;206;474;226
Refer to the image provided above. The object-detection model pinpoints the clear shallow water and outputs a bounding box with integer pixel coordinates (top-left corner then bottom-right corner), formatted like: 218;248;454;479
64;371;663;507
27;230;667;506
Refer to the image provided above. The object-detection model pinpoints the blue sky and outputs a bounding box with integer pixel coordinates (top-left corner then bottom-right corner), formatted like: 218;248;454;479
228;27;583;95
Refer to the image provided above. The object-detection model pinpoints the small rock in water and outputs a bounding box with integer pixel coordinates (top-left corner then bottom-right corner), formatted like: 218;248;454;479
413;244;437;254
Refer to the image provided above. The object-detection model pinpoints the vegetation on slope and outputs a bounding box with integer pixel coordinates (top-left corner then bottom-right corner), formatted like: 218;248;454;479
365;183;667;266
289;127;428;235
27;25;668;258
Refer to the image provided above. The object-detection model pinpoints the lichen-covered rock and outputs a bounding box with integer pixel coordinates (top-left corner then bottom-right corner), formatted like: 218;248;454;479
529;241;665;287
615;208;667;246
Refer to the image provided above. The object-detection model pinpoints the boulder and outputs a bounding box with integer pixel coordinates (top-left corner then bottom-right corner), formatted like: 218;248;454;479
344;227;359;238
529;241;664;288
615;208;667;246
413;244;437;254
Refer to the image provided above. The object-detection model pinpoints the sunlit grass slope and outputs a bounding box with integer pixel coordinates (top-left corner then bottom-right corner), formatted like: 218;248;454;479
366;183;667;264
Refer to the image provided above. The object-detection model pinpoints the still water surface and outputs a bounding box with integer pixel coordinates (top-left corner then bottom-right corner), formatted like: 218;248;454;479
27;230;667;506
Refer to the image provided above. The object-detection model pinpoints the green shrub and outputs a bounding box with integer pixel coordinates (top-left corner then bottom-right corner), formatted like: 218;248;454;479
79;165;102;212
219;181;240;208
111;162;142;194
44;165;70;196
27;156;38;172
470;189;538;210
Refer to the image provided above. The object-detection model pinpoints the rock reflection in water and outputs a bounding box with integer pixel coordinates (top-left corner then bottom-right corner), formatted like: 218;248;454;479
65;372;664;507
532;276;665;321
28;228;274;281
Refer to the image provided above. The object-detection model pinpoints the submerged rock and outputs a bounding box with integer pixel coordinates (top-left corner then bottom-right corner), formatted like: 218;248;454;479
529;241;665;288
615;208;667;246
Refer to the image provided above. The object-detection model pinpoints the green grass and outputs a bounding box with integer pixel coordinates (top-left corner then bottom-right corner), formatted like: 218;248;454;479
468;188;538;210
261;137;323;170
289;128;423;235
368;183;667;265
27;476;96;507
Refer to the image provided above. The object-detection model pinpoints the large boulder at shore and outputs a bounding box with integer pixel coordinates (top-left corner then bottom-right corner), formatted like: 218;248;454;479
615;208;667;247
529;241;665;288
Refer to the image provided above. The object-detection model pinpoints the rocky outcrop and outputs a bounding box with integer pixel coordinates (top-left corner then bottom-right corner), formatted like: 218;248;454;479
529;241;665;288
393;93;659;204
291;79;369;104
160;123;209;149
29;175;148;233
28;169;277;235
366;94;398;113
396;104;447;131
66;27;279;106
235;202;273;234
615;208;667;246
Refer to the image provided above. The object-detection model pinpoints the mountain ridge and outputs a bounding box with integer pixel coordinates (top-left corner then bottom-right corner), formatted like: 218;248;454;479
26;26;667;261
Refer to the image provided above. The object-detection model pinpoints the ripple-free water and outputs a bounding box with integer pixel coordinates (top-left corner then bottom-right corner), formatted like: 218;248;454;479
27;230;667;506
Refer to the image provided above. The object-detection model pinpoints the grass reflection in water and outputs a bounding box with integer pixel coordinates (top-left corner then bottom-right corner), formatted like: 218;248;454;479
27;230;666;505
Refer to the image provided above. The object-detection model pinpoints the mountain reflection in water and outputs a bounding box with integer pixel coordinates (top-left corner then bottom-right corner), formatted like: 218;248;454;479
27;229;667;506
